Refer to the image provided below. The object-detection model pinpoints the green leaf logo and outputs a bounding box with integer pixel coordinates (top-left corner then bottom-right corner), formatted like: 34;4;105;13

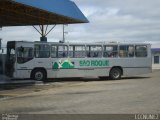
53;59;74;69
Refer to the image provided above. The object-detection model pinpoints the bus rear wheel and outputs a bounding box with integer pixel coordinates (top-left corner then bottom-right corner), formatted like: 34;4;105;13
32;69;46;81
109;68;122;80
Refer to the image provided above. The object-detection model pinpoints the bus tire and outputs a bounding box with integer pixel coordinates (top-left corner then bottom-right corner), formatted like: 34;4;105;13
31;69;46;81
109;68;122;80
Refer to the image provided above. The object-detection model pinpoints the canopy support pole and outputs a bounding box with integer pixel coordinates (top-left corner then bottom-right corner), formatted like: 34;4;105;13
32;25;56;42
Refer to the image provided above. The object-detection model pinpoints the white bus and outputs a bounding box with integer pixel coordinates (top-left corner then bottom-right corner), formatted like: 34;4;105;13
4;41;152;81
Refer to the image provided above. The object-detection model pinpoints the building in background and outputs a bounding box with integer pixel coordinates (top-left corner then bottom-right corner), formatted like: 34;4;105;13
151;48;160;69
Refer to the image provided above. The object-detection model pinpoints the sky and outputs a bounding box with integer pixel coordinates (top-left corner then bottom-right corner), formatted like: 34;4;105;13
0;0;160;48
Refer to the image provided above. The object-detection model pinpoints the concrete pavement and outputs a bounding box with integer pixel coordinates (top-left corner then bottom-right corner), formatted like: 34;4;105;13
0;70;160;114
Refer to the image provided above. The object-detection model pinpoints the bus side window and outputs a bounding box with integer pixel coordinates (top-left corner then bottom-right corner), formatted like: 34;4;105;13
119;50;126;57
68;46;74;58
135;45;147;57
58;45;68;58
119;45;127;57
103;45;118;58
68;45;85;58
35;44;50;58
128;46;134;57
119;45;134;58
93;52;98;57
75;46;85;58
17;47;33;64
87;45;102;58
51;45;57;58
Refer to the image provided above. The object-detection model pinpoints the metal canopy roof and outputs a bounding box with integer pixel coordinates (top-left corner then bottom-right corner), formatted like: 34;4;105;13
0;0;89;27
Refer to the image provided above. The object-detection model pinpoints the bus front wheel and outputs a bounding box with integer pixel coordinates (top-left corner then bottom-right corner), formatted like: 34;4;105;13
32;69;46;81
109;68;122;80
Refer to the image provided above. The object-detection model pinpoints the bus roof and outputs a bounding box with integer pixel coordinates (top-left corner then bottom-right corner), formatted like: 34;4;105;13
9;41;151;46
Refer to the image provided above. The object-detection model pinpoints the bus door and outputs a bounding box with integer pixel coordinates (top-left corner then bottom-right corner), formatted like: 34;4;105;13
5;41;16;77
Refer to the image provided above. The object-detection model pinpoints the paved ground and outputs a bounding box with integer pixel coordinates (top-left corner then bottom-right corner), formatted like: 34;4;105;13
0;70;160;114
